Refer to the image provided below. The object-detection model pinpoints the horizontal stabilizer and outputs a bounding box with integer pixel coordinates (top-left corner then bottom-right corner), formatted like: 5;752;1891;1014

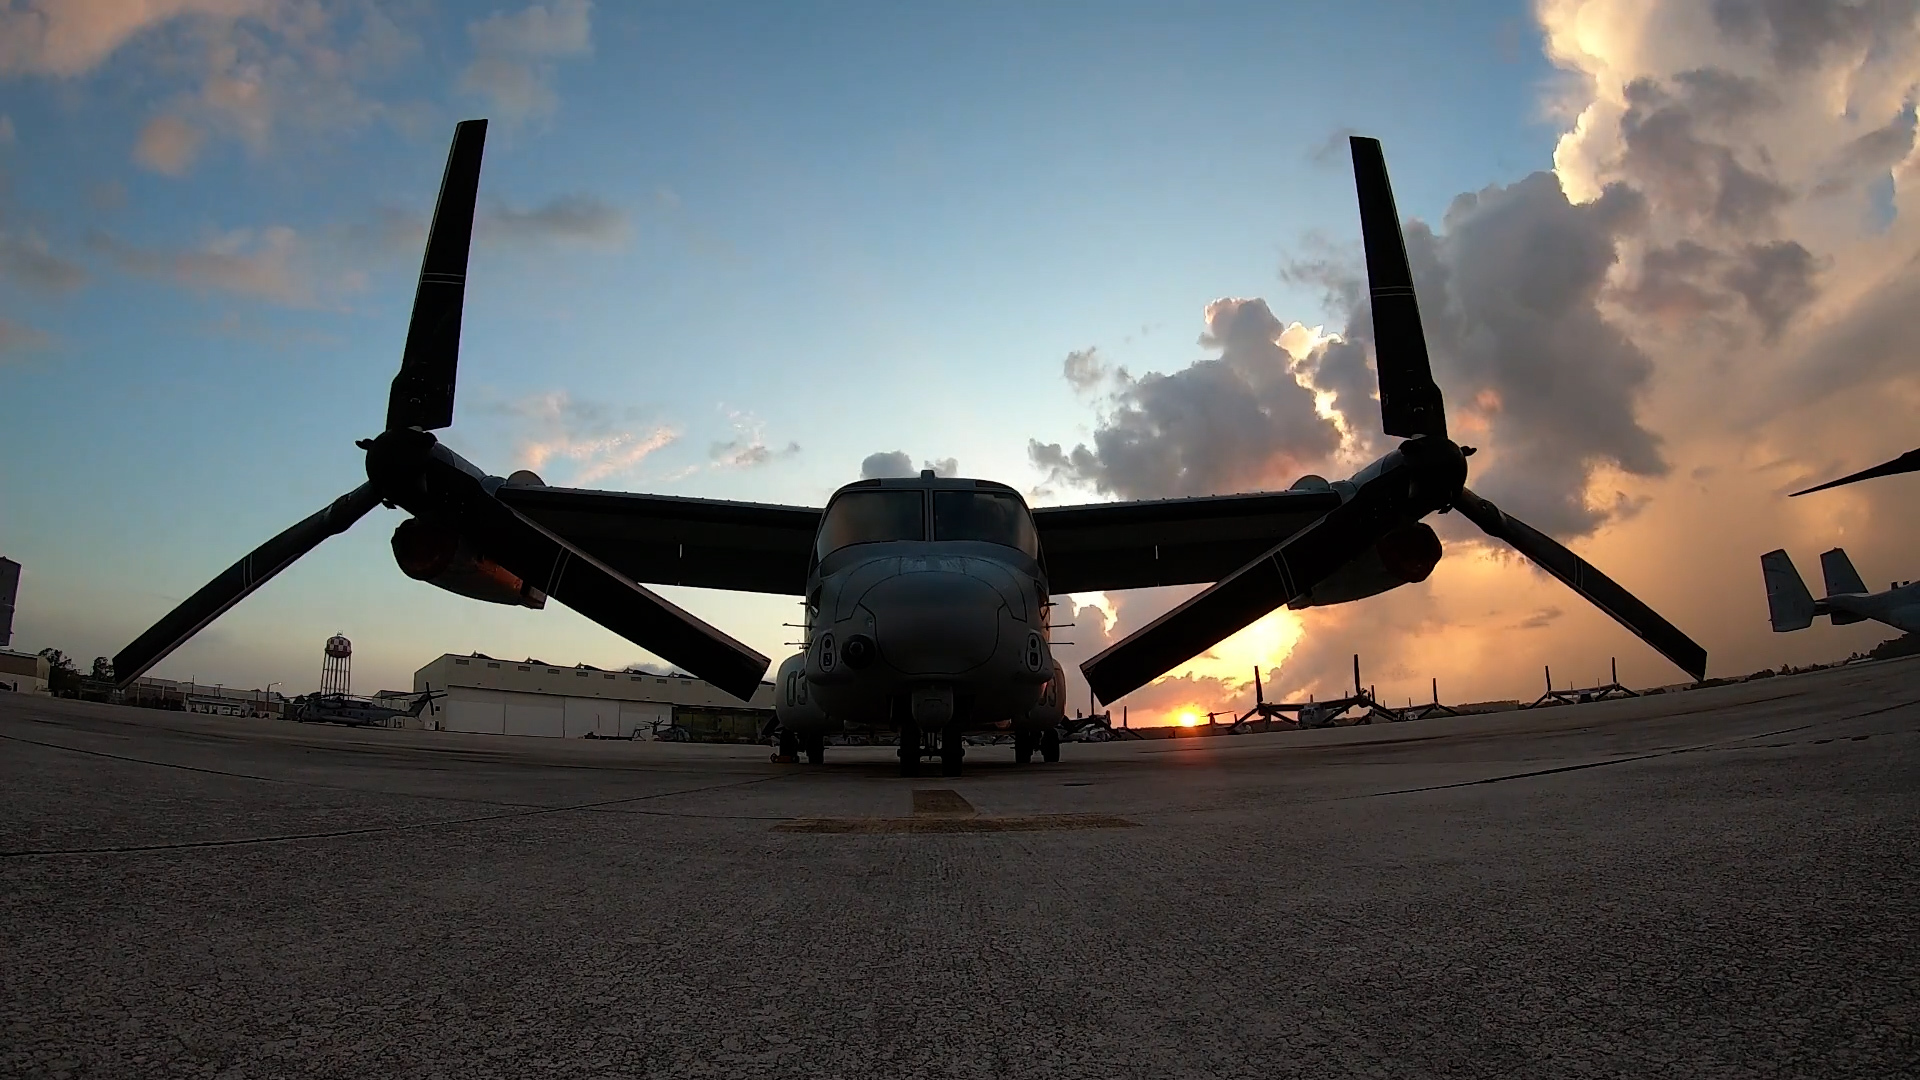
1762;549;1816;632
1820;547;1868;625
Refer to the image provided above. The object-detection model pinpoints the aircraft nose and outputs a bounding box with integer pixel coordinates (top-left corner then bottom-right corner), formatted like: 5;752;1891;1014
865;572;1002;675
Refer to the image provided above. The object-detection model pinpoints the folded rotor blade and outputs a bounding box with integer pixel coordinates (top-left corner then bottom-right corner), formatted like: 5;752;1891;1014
1788;447;1920;496
114;484;382;688
463;497;771;701
1351;136;1447;440
387;118;488;432
1082;475;1411;704
1453;487;1706;681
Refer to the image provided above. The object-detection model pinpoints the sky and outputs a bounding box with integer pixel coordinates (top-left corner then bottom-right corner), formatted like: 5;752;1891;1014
2;0;1917;723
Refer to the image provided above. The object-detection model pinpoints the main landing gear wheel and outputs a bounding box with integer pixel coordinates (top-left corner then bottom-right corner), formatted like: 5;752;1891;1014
1013;729;1035;765
804;733;826;766
898;722;921;778
1041;728;1061;763
940;724;965;777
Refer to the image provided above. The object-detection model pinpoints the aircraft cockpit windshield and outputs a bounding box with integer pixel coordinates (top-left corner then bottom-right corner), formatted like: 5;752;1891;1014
934;490;1038;558
815;490;925;559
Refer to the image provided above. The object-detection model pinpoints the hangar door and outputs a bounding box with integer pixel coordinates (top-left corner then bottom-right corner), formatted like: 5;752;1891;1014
444;687;507;735
503;693;566;737
564;697;621;737
619;701;672;738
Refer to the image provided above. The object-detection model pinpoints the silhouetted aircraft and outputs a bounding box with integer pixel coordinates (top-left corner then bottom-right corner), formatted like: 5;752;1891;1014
1763;547;1920;635
113;124;1707;777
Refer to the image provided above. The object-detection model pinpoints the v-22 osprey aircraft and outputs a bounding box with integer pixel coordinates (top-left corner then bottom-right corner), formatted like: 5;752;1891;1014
112;120;1709;778
1762;547;1920;636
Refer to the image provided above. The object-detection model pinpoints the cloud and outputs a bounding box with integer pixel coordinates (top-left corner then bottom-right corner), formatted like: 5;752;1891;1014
0;2;426;176
1309;126;1362;165
0;229;89;293
480;194;628;250
1061;346;1109;392
857;451;961;479
1708;0;1920;71
134;113;204;176
1030;0;1920;710
495;391;680;487
0;316;50;360
89;225;325;306
709;411;800;470
1030;297;1341;500
860;451;913;479
1285;174;1669;539
460;0;593;123
0;0;261;77
370;194;632;254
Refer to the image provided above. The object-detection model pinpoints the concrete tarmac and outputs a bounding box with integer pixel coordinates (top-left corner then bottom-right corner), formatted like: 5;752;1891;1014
3;659;1918;1078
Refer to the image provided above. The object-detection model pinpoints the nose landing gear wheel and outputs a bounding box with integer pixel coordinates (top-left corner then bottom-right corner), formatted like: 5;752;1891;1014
1013;729;1035;765
940;724;964;777
773;728;800;764
803;733;826;765
898;722;921;778
1041;728;1061;763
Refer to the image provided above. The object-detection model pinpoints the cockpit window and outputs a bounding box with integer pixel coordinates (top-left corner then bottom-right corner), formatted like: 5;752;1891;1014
933;490;1038;557
815;490;926;558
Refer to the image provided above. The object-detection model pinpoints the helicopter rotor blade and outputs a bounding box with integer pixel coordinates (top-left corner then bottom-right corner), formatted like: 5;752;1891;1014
1351;135;1447;441
1453;487;1706;681
1082;471;1412;704
1789;448;1920;496
114;484;382;688
386;119;488;432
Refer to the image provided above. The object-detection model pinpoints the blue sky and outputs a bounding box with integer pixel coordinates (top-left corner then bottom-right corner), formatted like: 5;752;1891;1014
3;1;1622;695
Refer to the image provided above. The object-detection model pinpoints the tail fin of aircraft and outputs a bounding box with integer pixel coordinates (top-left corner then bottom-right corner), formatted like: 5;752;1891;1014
1819;547;1868;625
1762;549;1817;632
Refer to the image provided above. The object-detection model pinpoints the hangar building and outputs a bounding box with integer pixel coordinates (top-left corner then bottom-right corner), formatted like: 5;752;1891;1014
412;653;776;741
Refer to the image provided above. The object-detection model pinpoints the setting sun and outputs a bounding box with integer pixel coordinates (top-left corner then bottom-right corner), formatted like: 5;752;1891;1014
1178;711;1201;727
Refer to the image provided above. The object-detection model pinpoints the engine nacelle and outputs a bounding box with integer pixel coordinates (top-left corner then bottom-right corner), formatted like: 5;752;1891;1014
1289;522;1441;608
391;517;546;609
773;652;830;733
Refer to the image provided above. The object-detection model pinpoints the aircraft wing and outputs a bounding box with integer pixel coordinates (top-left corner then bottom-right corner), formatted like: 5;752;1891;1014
494;485;822;595
1033;489;1343;595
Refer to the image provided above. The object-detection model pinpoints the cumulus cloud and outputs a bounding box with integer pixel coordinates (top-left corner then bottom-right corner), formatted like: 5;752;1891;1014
1030;0;1920;714
1030;297;1341;500
1292;173;1668;538
860;451;913;479
460;0;593;123
859;451;958;479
